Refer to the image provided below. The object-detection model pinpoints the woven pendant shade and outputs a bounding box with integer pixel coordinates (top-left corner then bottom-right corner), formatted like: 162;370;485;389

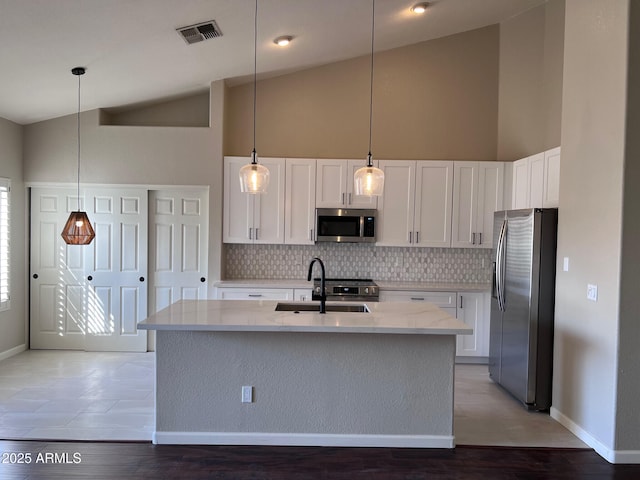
61;211;95;245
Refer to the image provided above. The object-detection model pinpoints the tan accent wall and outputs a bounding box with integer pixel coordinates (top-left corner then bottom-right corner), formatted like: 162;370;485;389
225;26;499;161
497;0;565;161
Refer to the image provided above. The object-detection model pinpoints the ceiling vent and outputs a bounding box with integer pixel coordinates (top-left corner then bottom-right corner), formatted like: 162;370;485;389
177;20;223;45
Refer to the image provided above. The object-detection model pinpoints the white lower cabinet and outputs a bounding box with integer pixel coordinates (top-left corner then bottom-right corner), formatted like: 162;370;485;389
455;292;488;359
380;289;489;360
216;287;294;301
294;289;314;301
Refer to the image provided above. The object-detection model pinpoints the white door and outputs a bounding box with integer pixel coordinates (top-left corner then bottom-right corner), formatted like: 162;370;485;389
316;159;348;208
451;162;478;248
30;187;89;350
253;157;285;244
528;153;545;208
285;158;316;245
223;156;253;243
149;188;209;314
456;292;484;357
376;161;416;246
84;187;148;352
512;158;530;209
414;161;453;247
476;162;504;248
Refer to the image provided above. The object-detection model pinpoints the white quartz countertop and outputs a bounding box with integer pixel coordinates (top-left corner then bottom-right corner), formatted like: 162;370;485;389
139;299;473;335
214;279;491;292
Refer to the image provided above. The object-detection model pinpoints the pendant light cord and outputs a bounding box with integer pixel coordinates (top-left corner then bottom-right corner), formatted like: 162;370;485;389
252;0;257;164
77;71;81;205
367;0;376;167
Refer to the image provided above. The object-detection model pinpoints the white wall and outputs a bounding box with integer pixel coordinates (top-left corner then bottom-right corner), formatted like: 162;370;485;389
552;0;631;462
0;118;26;358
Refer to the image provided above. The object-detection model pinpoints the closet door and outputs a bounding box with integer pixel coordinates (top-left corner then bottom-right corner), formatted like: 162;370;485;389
30;187;89;350
149;188;209;314
83;187;148;352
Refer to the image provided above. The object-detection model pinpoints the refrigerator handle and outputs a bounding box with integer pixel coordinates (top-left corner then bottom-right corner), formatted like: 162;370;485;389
496;220;507;312
491;262;498;299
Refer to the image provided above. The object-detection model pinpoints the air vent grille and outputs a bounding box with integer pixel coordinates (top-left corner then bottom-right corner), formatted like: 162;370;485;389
177;20;222;45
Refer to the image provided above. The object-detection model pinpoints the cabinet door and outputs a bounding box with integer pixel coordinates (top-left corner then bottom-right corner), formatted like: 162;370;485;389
346;159;379;208
456;292;484;357
528;153;545;208
512;158;530;209
451;162;478;248
543;147;561;207
475;162;504;248
254;157;285;244
294;288;314;302
379;290;456;308
376;161;416;246
285;158;316;245
414;161;453;247
223;156;253;243
316;159;348;208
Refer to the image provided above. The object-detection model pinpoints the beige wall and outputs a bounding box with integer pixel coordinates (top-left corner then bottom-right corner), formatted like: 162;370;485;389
225;26;499;161
553;0;629;461
497;0;565;161
616;0;640;452
0;118;26;357
102;92;210;127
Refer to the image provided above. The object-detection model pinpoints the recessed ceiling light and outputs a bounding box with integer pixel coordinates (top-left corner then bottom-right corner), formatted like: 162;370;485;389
273;35;293;47
411;2;429;14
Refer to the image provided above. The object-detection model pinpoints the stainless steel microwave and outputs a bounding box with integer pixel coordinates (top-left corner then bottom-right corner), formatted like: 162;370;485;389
315;208;376;243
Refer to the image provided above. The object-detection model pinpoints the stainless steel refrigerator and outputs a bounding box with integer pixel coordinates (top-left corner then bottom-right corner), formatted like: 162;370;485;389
489;208;558;411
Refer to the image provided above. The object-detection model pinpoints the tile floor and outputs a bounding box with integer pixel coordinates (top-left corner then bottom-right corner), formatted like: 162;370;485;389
0;351;587;448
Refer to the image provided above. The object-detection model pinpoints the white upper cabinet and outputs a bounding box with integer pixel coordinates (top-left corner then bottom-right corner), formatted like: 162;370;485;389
377;160;453;247
316;159;378;209
223;156;285;244
285;158;316;245
543;147;561;207
510;147;560;209
451;162;504;248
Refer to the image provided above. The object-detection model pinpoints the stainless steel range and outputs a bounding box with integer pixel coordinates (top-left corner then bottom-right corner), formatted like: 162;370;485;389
312;278;379;302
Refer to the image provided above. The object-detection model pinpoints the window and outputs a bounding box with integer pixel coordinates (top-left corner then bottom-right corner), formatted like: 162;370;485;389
0;178;9;312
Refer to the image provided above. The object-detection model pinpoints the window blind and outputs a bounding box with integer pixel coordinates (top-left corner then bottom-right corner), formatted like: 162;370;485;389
0;177;9;311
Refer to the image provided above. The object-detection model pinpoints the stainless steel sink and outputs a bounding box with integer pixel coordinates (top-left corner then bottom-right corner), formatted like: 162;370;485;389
275;302;370;313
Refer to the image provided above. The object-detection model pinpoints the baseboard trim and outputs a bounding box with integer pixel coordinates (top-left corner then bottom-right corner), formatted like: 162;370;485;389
0;344;26;362
550;407;640;464
153;431;455;449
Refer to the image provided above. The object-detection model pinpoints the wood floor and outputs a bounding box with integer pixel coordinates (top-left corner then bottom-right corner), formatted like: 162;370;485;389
1;440;639;479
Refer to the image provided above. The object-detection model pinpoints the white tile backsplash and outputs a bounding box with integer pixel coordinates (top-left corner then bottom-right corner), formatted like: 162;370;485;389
224;244;493;283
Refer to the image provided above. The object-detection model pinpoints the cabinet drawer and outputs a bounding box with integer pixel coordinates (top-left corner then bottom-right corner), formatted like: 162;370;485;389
217;288;294;301
379;291;456;307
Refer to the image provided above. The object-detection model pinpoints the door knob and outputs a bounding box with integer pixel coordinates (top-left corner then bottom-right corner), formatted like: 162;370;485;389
32;274;38;279
87;275;93;281
200;277;206;283
139;276;145;282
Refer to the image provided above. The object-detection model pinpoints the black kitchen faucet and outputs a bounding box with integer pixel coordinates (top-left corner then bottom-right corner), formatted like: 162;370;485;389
307;257;326;314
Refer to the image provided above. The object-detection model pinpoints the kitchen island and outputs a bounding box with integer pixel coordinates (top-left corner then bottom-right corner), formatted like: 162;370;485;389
139;299;472;448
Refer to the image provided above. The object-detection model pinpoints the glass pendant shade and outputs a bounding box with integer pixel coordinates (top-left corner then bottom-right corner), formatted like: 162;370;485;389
354;163;385;196
239;154;270;194
61;211;96;245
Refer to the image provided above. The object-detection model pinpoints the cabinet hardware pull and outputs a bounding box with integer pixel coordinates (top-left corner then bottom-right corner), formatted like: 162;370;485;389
472;232;476;245
310;229;314;241
410;297;425;301
342;193;345;205
416;231;420;244
409;231;413;244
348;193;352;205
255;228;259;240
460;296;463;308
479;232;482;245
248;294;262;298
249;228;252;240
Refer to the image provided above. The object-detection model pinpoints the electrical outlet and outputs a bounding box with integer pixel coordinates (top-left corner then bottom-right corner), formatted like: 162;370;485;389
563;257;569;272
241;386;253;403
587;284;598;302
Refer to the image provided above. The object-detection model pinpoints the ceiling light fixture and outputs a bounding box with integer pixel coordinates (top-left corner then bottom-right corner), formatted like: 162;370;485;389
239;0;270;194
61;67;95;245
273;35;293;47
354;0;384;197
411;2;429;14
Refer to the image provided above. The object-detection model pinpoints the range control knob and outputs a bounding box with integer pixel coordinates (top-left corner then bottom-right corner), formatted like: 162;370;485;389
364;287;369;294
315;286;322;294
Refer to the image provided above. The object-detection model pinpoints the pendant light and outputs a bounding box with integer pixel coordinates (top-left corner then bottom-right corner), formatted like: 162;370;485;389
239;0;270;194
61;67;95;245
354;0;385;197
